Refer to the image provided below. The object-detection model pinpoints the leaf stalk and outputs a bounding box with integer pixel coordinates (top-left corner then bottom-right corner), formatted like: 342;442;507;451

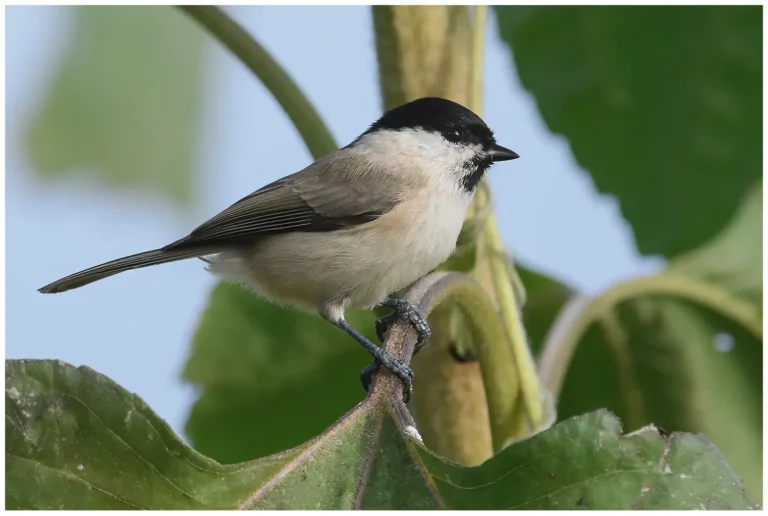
179;6;338;160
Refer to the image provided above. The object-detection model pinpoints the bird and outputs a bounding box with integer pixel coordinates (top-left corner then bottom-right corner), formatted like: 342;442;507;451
38;96;519;401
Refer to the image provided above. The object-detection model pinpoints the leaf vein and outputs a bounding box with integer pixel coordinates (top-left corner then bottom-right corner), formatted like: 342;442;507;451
237;400;369;509
6;453;147;509
428;450;559;491
61;393;209;507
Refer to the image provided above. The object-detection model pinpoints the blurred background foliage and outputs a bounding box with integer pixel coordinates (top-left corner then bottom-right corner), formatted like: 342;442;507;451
27;7;205;202
15;5;762;502
496;6;761;257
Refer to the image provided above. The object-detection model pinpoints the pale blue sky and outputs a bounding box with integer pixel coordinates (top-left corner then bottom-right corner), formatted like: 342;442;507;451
6;6;662;438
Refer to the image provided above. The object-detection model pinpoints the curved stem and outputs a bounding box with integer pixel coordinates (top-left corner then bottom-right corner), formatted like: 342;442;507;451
179;6;338;160
598;309;645;430
372;272;519;452
538;273;763;396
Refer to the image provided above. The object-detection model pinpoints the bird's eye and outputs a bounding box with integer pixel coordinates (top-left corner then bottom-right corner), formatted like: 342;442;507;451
444;128;466;144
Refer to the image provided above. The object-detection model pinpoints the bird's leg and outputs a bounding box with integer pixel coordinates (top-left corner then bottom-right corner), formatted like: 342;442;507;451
376;296;432;354
333;319;414;403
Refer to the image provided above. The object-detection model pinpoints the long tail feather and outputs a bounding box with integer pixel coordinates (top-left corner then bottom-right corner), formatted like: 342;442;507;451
38;248;213;294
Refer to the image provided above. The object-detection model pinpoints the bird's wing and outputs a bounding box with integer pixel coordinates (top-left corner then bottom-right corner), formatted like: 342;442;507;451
163;153;403;251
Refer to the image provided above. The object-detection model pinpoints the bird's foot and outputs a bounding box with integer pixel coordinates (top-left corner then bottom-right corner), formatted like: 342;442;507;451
376;297;431;354
360;354;414;403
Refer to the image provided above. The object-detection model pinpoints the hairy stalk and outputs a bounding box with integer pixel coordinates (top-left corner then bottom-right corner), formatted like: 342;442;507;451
179;6;337;160
538;273;763;395
469;5;486;116
484;222;543;428
373;6;472;107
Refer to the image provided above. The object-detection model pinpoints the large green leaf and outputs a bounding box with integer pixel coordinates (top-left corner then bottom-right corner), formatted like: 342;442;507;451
494;6;761;257
26;6;204;202
183;282;377;463
6;359;757;509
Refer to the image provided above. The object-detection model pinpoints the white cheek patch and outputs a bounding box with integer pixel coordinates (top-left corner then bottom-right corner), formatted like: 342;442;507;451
357;129;483;191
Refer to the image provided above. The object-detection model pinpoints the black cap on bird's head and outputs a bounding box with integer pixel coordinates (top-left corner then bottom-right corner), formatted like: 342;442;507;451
364;97;519;163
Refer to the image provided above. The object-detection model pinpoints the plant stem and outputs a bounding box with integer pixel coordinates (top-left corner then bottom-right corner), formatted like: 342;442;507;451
372;6;472;108
469;5;486;114
179;6;337;160
538;273;763;396
485;222;543;427
598;309;645;430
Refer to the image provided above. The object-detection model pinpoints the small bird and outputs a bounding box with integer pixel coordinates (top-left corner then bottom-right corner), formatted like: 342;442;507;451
38;97;518;401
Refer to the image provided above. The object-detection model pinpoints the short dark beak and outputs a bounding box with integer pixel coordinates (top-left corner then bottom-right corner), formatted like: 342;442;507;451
488;143;519;162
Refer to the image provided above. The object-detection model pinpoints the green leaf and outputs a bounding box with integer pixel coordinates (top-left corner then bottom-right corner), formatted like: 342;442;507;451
6;359;757;509
494;6;761;257
26;6;204;202
418;407;756;510
183;282;377;463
